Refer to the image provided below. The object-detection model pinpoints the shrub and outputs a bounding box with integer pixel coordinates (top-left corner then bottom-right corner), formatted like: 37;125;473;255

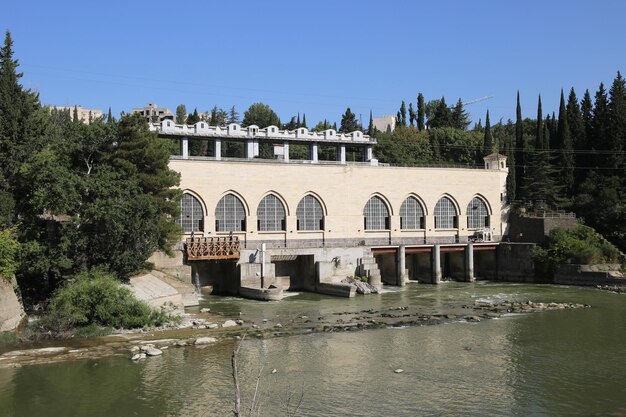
0;227;19;278
39;268;167;334
531;225;620;270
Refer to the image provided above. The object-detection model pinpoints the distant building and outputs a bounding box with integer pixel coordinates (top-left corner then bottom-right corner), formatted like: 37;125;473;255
50;105;104;124
372;115;396;133
132;103;174;123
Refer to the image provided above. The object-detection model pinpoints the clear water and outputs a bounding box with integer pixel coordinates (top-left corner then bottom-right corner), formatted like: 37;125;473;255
1;282;625;416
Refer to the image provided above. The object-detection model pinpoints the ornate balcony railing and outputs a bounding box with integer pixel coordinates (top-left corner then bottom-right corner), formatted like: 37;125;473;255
185;236;240;260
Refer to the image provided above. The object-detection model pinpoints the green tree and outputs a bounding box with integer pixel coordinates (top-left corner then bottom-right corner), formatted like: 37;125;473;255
417;93;425;131
483;110;493;155
515;91;525;199
107;107;115;124
408;102;415;127
242;102;280;128
340;107;358;132
592;83;609;162
227;105;240;124
580;89;594;168
451;98;470;130
608;71;626;169
399;101;407;127
302;113;307;129
368;110;374;135
175;104;187;124
187;108;200;124
430;97;452;128
0;227;19;277
557;89;574;196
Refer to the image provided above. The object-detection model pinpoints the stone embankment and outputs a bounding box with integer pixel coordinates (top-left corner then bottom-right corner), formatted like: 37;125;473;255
0;298;592;368
341;277;379;294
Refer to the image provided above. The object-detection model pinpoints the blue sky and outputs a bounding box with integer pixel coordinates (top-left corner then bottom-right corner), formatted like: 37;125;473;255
3;0;626;127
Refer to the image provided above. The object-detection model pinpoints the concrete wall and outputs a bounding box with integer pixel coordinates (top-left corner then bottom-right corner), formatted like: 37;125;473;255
0;276;25;332
508;215;578;244
495;243;536;282
554;264;626;286
170;159;508;248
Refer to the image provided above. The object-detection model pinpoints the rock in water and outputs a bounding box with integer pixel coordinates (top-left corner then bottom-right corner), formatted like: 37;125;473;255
222;320;238;328
200;308;211;313
131;353;147;361
394;369;404;374
194;337;218;345
145;347;163;356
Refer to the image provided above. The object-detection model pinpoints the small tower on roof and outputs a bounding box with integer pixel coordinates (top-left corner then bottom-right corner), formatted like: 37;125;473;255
483;152;508;171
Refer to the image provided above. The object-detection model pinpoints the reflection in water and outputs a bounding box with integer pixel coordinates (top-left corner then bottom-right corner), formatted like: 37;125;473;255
1;283;625;416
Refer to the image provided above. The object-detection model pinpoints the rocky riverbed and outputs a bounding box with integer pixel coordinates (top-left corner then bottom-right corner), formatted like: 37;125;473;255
0;299;591;369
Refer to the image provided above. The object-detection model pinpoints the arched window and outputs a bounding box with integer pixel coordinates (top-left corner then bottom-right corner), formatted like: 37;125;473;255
400;197;425;229
434;196;458;229
296;195;324;231
364;196;390;230
467;197;490;229
215;194;246;232
257;195;286;231
178;193;204;233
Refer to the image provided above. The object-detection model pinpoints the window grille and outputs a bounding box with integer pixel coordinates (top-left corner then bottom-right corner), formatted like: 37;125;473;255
296;195;324;230
400;197;424;229
434;197;457;229
467;197;489;229
215;194;246;232
257;194;286;231
178;193;204;233
364;196;390;230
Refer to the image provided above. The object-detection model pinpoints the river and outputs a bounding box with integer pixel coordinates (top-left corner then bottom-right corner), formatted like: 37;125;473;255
1;282;625;416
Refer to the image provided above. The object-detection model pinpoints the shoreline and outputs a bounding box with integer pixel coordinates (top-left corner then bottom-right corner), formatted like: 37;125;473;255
0;299;589;369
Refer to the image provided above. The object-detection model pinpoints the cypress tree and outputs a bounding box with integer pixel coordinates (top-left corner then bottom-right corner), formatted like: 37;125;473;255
483;110;493;155
368;110;374;135
296;113;301;128
73;105;80;124
557;89;574;196
408;102;415;127
417;93;425;131
579;89;594;171
506;126;516;202
400;101;407;127
515;91;525;199
107;107;114;124
536;95;544;149
302;113;307;129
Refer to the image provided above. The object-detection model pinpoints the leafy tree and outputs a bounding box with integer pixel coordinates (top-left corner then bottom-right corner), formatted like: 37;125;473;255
417;93;425;131
0;227;19;277
408;102;415;127
340;107;358;132
242;102;280;128
175;104;187;124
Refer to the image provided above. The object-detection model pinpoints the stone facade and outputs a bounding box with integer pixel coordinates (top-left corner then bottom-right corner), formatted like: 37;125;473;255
169;157;508;248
